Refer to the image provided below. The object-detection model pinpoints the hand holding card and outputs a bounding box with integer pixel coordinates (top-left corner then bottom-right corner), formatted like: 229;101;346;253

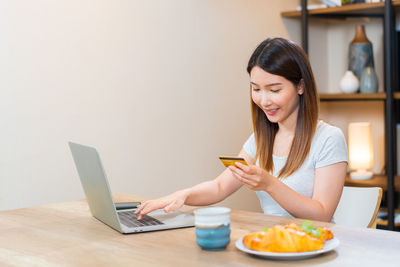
219;156;248;168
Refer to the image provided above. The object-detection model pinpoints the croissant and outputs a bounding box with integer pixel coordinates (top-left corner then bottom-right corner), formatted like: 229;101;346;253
284;223;333;243
243;224;333;253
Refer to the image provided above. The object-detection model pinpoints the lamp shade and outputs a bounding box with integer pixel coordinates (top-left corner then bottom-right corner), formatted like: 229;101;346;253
348;122;374;170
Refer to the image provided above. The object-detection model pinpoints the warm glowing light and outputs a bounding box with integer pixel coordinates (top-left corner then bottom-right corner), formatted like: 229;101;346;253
348;122;374;180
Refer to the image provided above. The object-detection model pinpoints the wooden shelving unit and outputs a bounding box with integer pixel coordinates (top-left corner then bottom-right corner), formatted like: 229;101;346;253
345;175;400;192
319;93;386;101
281;1;398;230
376;208;400;228
281;1;400;18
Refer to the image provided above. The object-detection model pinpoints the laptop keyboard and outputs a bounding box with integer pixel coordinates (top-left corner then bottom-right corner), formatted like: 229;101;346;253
118;210;164;228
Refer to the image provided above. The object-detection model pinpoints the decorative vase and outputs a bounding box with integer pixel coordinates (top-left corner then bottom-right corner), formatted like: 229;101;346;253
340;70;359;93
360;66;378;93
348;25;375;83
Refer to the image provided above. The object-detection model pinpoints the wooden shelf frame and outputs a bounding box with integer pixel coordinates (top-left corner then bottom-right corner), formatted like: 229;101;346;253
319;93;386;101
345;175;400;192
281;1;400;18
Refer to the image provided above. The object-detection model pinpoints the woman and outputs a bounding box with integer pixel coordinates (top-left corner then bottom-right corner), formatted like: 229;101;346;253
136;37;348;222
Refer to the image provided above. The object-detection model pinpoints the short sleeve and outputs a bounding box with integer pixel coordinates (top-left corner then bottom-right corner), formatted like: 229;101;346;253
243;133;256;159
315;127;348;168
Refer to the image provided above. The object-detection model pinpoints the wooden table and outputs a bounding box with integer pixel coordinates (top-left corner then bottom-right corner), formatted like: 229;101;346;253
1;194;400;266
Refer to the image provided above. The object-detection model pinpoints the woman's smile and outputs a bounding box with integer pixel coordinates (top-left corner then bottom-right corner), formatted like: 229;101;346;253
265;108;279;116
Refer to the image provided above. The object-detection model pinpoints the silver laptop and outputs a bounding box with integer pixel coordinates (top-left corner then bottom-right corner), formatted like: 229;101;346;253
68;142;194;234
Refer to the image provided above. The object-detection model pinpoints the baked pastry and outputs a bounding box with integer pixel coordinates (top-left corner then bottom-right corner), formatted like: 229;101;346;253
243;222;333;253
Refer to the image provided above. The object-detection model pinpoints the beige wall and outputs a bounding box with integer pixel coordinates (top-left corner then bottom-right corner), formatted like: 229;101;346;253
1;0;299;211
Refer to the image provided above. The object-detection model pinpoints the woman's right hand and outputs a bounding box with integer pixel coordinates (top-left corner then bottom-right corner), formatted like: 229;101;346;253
134;189;190;220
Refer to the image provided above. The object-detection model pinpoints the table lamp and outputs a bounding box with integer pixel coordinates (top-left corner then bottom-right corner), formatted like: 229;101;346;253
348;122;374;180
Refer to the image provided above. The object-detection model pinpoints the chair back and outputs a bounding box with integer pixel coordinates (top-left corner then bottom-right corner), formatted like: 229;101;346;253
333;186;382;228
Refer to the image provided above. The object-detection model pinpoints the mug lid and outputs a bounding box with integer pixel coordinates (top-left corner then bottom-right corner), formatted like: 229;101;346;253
194;207;231;226
194;207;231;216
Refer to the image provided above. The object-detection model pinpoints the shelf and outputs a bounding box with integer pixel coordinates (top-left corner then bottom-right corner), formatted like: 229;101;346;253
319;93;386;101
281;1;400;18
376;221;400;227
345;175;400;192
282;0;399;231
376;208;400;227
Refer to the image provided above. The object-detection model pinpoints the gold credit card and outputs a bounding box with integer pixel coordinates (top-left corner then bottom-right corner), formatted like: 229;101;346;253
219;156;248;168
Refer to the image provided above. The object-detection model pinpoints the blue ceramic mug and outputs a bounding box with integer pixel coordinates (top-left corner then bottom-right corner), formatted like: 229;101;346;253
194;207;231;251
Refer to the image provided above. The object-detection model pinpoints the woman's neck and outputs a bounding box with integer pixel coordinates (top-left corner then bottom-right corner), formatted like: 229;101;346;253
277;107;298;135
273;109;298;157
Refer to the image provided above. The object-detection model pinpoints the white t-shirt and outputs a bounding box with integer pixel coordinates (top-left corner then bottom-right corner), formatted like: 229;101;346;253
243;120;348;218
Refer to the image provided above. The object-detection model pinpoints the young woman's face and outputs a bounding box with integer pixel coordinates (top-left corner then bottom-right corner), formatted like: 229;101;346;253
250;66;303;125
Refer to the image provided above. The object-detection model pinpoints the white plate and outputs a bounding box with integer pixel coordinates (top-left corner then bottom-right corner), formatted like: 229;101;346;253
235;237;339;260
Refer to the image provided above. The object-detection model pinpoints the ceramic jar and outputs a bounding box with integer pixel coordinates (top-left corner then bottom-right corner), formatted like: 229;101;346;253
340;70;359;93
348;25;374;81
360;66;378;93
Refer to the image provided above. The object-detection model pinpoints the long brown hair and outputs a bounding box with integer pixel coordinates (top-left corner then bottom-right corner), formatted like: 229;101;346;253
247;38;319;178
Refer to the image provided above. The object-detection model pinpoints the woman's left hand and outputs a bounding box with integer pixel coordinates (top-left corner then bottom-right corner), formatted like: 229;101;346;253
228;162;275;191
